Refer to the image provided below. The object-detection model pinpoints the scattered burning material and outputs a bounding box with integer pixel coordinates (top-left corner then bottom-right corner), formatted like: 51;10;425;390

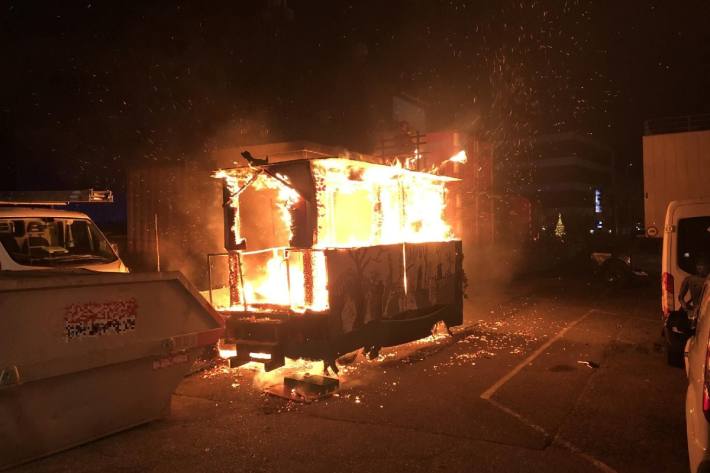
209;155;464;372
202;305;547;409
273;373;340;402
444;149;468;165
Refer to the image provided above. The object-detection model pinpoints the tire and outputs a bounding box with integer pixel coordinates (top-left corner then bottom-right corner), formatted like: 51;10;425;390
663;325;686;368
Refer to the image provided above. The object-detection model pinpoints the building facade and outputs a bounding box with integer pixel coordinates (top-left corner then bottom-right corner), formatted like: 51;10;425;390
513;132;615;240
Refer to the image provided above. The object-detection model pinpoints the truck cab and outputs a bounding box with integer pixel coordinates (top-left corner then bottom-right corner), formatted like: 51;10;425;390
0;190;128;273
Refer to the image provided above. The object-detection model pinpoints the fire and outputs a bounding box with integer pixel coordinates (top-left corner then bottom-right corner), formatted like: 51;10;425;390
448;150;467;164
213;170;242;246
249;352;272;360
213;157;459;314
286;250;329;312
240;248;291;308
225;247;328;313
311;158;456;247
253;172;300;239
213;169;300;247
217;340;237;359
401;148;423;170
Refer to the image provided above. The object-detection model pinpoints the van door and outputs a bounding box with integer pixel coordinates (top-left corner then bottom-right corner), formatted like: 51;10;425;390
665;202;710;313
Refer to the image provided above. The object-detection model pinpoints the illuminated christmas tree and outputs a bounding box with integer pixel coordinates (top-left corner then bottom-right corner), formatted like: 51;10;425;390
554;213;566;239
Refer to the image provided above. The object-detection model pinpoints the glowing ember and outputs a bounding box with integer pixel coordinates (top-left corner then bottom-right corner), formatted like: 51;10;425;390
217;342;237;359
448;150;467;164
249;352;272;360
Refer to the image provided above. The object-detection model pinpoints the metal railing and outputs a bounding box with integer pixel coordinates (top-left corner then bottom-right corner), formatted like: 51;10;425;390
206;248;327;313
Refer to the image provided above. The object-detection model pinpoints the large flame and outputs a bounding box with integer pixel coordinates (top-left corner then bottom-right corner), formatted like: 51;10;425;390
227;247;328;313
311;159;455;247
214;157;458;314
213;169;300;247
241;248;290;307
448;150;467;164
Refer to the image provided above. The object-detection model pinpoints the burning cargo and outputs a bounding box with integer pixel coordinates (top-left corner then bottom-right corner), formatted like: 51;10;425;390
209;156;463;370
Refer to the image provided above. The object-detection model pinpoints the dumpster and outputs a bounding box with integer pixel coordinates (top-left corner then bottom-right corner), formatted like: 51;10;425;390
0;271;224;469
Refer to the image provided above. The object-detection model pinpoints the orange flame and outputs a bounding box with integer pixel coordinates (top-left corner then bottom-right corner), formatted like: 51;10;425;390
214;158;458;314
448;150;467;164
311;158;456;247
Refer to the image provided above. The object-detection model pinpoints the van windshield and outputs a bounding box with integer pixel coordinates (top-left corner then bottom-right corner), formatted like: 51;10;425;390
0;217;117;267
677;216;710;275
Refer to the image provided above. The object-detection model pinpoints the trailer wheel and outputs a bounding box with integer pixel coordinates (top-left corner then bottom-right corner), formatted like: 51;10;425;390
664;326;685;368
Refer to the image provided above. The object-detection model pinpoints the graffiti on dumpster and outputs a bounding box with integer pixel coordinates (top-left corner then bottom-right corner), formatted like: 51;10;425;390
64;298;138;341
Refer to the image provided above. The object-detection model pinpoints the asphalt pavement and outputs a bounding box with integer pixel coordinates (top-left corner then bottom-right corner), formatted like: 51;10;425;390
10;275;689;473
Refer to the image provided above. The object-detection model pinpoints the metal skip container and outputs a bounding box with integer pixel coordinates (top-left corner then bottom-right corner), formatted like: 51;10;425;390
0;271;224;469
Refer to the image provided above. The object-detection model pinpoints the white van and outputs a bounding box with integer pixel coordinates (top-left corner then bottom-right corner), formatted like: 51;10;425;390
683;281;710;473
662;199;710;365
0;190;128;273
0;208;129;273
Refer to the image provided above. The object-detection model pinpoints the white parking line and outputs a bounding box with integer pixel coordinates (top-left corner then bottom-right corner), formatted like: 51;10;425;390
486;397;549;438
480;307;618;472
555;437;618;473
480;308;595;400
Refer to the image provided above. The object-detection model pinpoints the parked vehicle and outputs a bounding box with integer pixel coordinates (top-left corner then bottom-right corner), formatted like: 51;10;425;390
642;116;710;365
662;200;710;366
0;190;128;273
590;236;661;288
643;118;710;239
683;280;710;473
0;189;224;468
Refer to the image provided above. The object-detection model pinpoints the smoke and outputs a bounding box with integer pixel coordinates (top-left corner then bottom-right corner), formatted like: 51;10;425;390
463;240;525;289
124;161;222;291
125;112;288;291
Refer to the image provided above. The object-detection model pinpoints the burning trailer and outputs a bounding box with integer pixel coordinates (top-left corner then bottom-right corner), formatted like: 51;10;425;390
209;156;463;371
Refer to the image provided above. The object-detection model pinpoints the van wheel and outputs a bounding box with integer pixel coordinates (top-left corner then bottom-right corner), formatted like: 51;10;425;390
664;325;685;368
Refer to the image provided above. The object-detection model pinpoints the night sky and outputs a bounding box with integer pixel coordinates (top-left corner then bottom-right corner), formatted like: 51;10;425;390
2;1;709;197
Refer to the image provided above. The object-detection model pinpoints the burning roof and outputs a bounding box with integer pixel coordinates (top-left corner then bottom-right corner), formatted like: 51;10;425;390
210;156;461;316
213;157;460;251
